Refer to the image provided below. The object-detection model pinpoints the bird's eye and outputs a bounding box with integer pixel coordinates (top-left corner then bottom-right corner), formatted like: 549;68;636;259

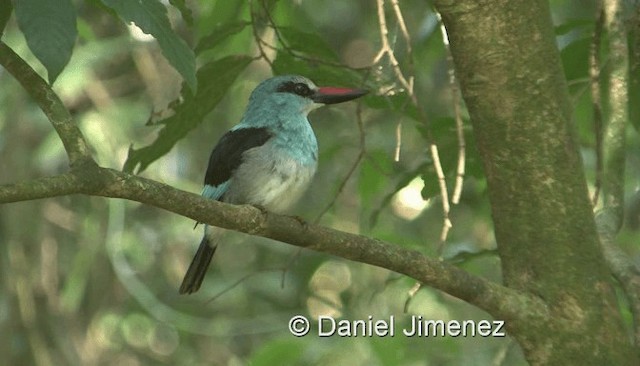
293;83;311;97
277;81;313;97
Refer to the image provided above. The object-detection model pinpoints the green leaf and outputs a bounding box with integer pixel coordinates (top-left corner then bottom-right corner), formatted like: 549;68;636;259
555;19;593;36
420;168;441;200
76;18;97;42
123;55;253;173
277;26;339;62
0;0;12;35
168;0;193;26
248;338;305;366
195;21;250;55
364;93;420;121
560;37;589;82
359;150;392;220
14;0;77;84
272;51;363;87
100;0;197;92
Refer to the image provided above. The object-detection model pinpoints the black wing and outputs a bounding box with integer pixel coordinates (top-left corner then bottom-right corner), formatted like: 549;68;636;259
204;127;273;187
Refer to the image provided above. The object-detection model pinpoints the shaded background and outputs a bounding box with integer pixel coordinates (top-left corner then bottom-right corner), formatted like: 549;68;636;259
1;0;638;365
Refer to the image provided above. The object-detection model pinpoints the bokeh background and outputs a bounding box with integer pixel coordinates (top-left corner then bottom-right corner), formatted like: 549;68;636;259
1;0;638;365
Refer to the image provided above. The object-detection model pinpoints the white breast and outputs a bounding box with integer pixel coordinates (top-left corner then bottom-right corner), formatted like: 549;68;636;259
223;145;317;213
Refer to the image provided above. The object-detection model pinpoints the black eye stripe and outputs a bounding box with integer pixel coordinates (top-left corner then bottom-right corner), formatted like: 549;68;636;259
277;81;313;97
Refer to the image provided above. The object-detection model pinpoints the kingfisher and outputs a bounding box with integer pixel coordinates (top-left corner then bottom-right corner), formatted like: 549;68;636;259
179;75;367;294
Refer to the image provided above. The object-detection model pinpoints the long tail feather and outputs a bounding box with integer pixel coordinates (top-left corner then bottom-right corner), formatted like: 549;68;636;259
179;237;217;294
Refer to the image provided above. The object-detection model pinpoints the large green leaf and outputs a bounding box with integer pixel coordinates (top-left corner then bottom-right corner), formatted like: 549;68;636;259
14;0;77;84
277;26;340;62
100;0;197;92
124;55;253;173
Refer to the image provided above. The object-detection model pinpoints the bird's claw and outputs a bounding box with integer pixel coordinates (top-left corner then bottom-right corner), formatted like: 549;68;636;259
252;204;269;215
292;215;309;229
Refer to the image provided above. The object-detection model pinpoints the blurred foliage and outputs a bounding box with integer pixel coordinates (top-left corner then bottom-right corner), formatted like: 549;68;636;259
0;0;638;365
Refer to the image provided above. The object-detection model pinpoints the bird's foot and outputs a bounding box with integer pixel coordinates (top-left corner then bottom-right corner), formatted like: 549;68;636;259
251;204;269;215
292;215;309;229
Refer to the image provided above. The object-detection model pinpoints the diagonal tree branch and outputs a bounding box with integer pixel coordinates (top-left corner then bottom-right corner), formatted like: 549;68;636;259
0;167;547;324
0;41;92;167
0;39;547;326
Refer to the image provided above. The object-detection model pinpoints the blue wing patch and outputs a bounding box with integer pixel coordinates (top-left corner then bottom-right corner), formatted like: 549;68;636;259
201;182;229;201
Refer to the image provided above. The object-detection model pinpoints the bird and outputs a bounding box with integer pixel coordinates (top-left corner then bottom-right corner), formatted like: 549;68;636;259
179;75;367;294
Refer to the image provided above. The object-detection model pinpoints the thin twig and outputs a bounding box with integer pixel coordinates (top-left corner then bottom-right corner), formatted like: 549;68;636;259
314;101;367;223
390;0;412;54
438;14;466;205
249;0;274;66
375;0;412;91
205;267;288;304
374;1;452;243
403;282;422;313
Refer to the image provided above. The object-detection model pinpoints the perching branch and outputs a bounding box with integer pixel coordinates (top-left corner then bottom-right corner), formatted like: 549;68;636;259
0;166;546;323
0;39;546;325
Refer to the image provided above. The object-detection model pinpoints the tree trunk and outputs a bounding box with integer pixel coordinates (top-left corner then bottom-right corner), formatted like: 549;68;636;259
435;0;636;364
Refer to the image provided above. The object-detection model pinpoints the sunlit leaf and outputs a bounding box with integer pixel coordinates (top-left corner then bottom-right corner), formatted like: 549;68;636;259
124;55;253;173
14;0;77;84
100;0;197;92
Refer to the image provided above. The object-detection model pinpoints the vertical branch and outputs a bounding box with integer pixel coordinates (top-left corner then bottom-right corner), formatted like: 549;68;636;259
249;0;274;66
601;0;629;230
374;0;452;243
590;4;605;206
629;3;640;137
437;13;466;205
598;0;640;348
